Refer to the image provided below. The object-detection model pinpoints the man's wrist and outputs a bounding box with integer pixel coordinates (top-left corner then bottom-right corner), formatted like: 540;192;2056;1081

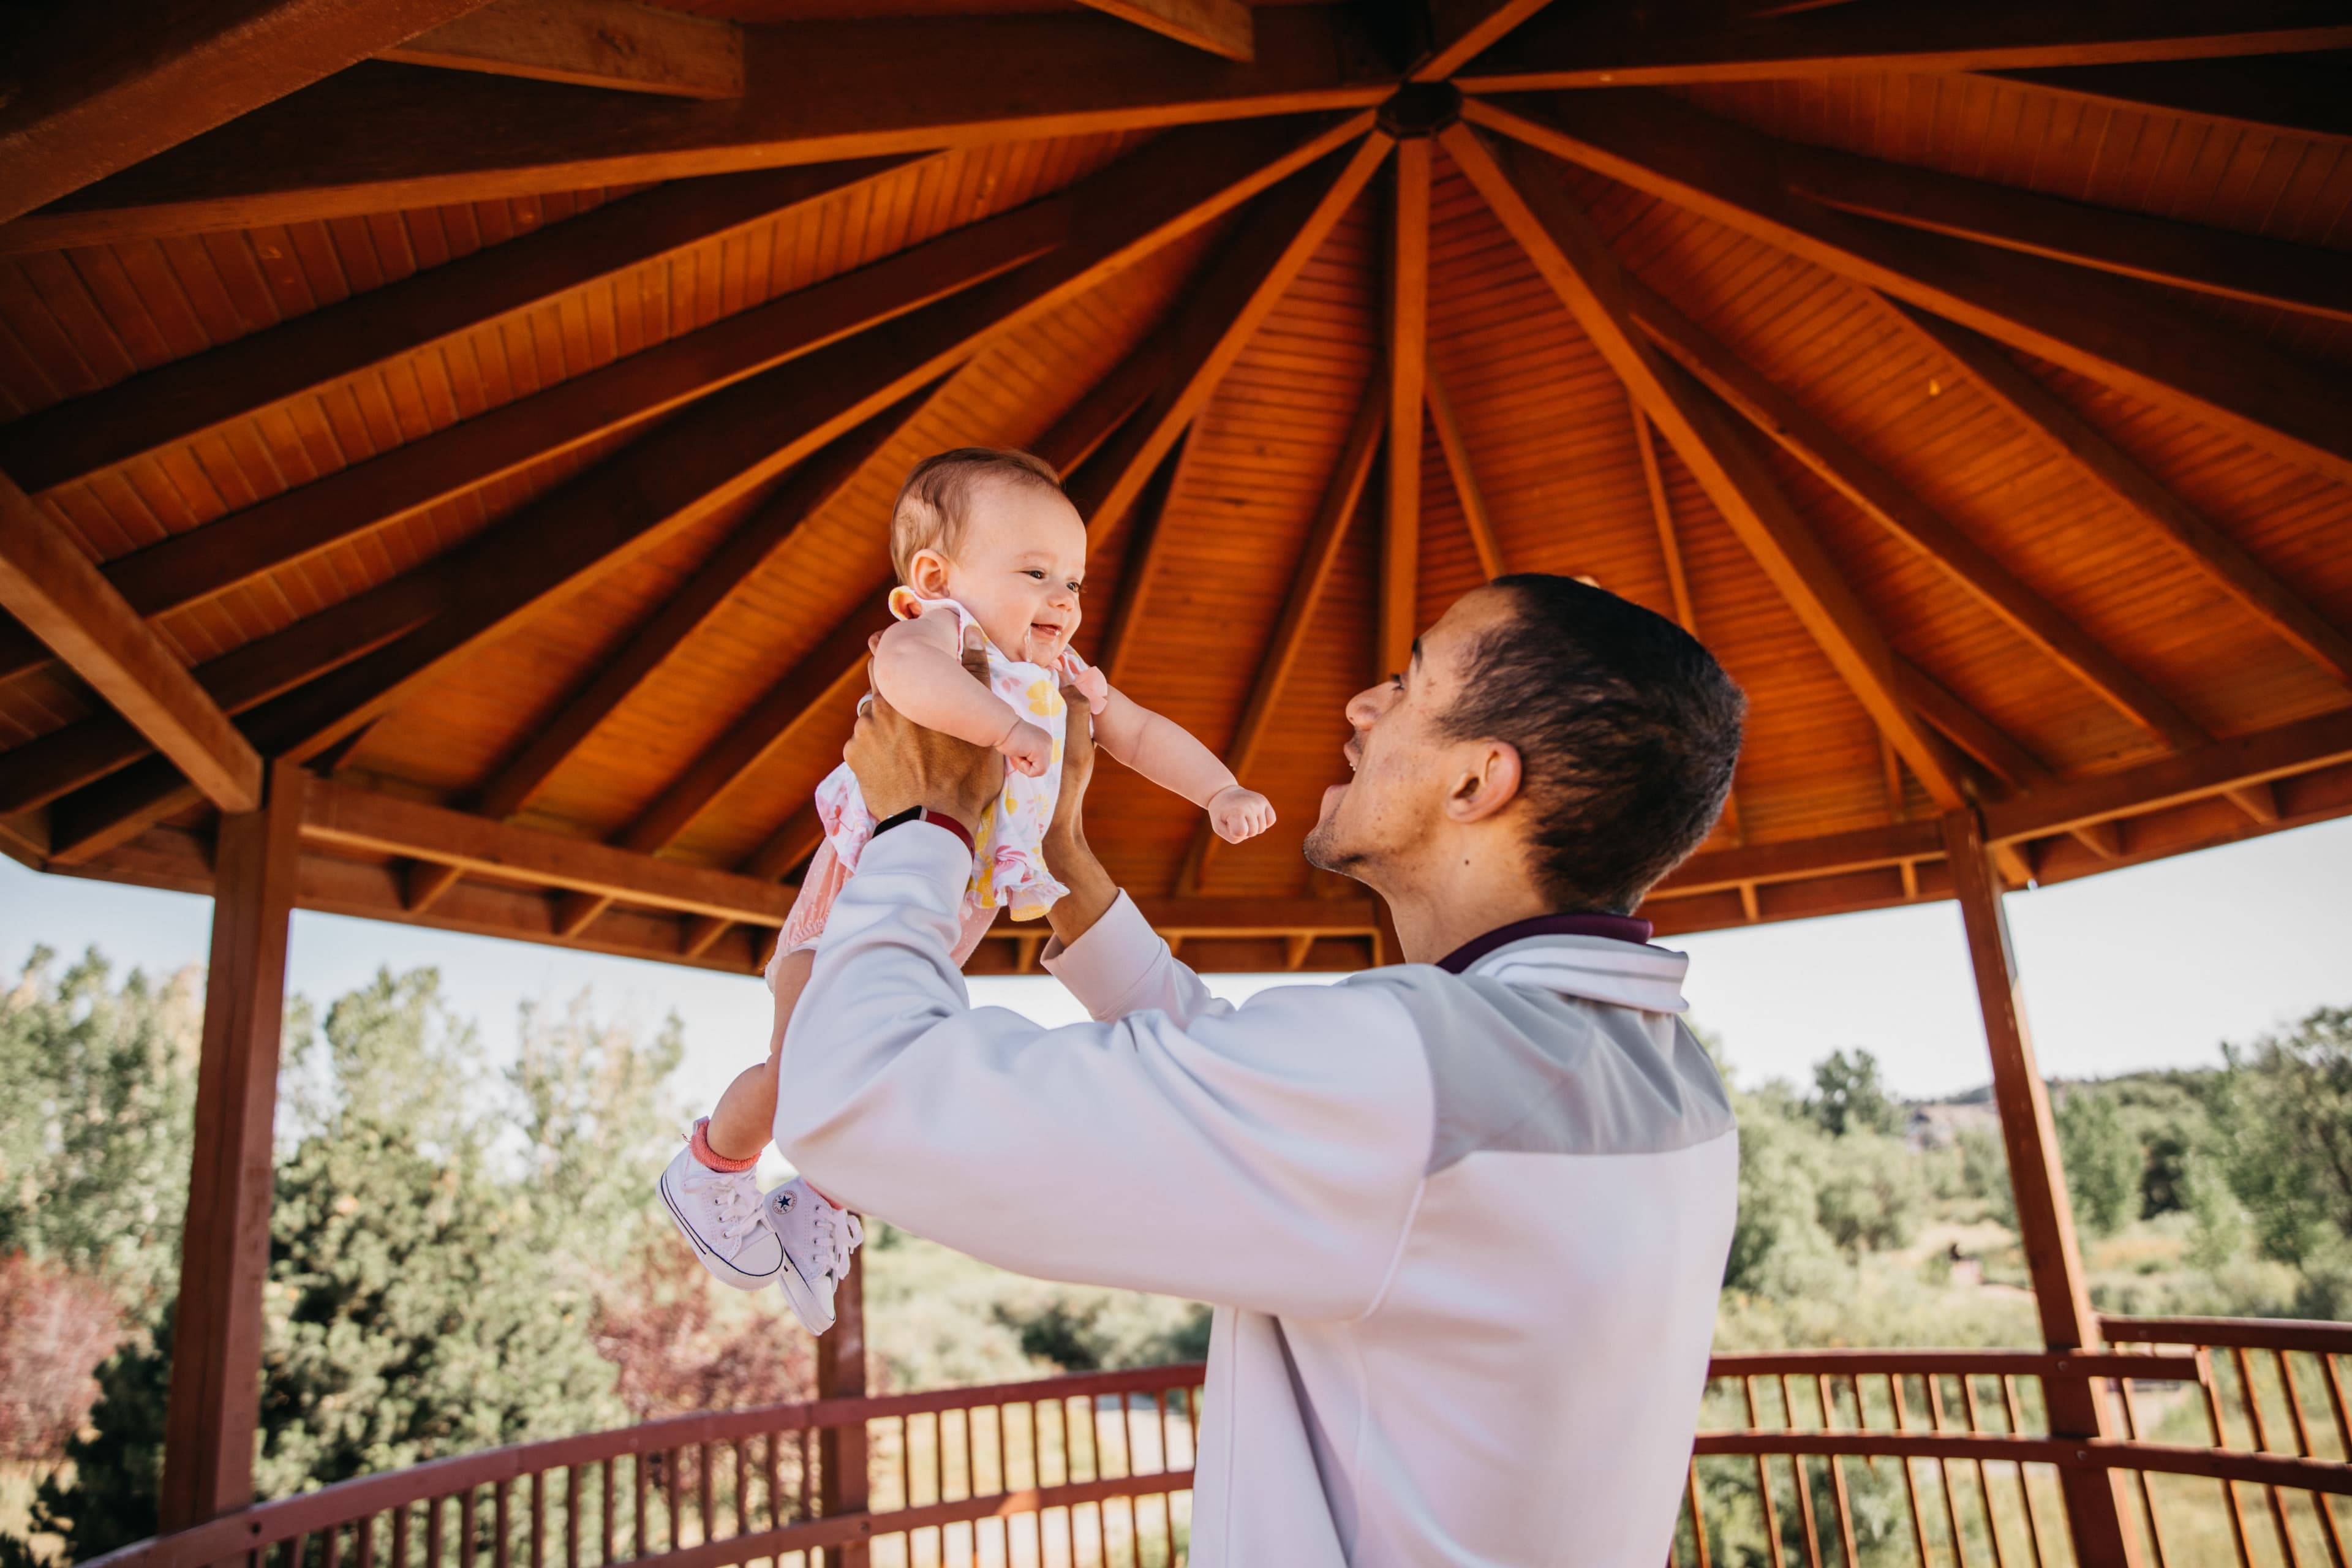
872;803;977;854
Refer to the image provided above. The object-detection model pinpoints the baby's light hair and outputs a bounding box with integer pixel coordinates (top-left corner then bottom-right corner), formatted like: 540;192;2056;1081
889;447;1066;582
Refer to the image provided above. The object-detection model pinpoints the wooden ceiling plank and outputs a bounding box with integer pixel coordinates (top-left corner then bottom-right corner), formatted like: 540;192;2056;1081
1623;274;2209;751
0;0;499;227
1091;432;1194;690
1068;0;1254;62
300;774;796;923
1988;56;2352;149
1895;301;2352;690
377;0;746;99
1414;0;1561;83
1891;657;2119;861
1177;372;1385;894
1443;122;1970;812
1784;147;2352;327
475;382;935;822
1068;132;1395;547
0;471;261;813
0;115;1352;776
1983;707;2352;847
1464;92;2352;489
1030;331;1179;478
1381;140;1431;682
1425;364;1504;580
1456;1;2352;92
41;768;205;866
616;588;891;857
1;157;915;490
2;11;1392;249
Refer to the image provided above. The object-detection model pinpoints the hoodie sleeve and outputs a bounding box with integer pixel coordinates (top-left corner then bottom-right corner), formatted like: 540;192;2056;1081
774;824;1433;1320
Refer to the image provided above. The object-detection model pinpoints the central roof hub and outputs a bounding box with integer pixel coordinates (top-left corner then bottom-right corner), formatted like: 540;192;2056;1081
1377;82;1463;140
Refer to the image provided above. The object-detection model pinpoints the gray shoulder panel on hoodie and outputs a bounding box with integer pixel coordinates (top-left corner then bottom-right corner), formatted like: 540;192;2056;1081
1344;963;1736;1174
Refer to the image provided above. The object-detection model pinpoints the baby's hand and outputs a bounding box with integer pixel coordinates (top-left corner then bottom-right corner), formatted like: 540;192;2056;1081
999;719;1054;778
1208;785;1276;843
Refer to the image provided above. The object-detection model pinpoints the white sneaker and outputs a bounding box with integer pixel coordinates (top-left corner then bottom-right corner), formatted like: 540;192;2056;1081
764;1177;863;1335
658;1140;784;1292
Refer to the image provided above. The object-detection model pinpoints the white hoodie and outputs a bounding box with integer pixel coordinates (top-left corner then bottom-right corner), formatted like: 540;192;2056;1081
777;824;1739;1567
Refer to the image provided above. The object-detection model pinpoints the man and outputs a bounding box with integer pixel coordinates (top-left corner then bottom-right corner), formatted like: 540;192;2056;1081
778;575;1746;1566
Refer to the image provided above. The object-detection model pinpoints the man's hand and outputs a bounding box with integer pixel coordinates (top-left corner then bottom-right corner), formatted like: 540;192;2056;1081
845;624;1003;833
1042;679;1116;949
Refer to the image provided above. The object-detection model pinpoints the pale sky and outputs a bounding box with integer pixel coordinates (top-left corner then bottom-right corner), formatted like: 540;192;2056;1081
4;813;2347;1103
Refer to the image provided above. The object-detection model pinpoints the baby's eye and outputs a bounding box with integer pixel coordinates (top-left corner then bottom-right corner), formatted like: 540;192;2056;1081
1067;581;1084;595
1024;569;1047;580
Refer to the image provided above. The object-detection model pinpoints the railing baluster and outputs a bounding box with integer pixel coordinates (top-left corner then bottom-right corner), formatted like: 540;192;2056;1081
492;1479;511;1568
1778;1374;1822;1568
1956;1376;2010;1568
1812;1374;1858;1568
1887;1374;1933;1568
2274;1349;2348;1568
2236;1344;2310;1568
425;1494;444;1568
394;1501;412;1568
2193;1348;2259;1568
562;1467;579;1568
1686;1458;1713;1568
461;1487;479;1568
2115;1365;2171;1568
1996;1376;2046;1568
1742;1378;1787;1568
1924;1374;1971;1568
358;1512;377;1568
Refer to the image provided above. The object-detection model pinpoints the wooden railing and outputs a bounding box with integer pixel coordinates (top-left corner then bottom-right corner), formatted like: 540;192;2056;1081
1680;1320;2352;1567
83;1317;2352;1568
85;1364;1205;1568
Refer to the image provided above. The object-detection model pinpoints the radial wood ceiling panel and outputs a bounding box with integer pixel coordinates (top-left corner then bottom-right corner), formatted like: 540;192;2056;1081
2;0;2350;973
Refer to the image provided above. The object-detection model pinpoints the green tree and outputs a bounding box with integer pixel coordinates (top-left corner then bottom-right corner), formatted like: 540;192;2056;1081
2206;1006;2352;1314
1806;1049;1902;1138
23;969;693;1560
2056;1087;2139;1237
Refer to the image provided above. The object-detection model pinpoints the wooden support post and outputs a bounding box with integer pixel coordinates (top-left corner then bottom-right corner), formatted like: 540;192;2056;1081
1942;807;2143;1568
816;1244;870;1567
159;755;305;1531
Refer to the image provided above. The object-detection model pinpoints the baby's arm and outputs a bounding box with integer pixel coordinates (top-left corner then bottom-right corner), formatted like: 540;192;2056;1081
1092;687;1275;843
872;614;1054;777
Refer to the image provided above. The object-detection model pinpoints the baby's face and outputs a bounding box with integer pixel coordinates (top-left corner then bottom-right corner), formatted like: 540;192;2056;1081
937;480;1087;665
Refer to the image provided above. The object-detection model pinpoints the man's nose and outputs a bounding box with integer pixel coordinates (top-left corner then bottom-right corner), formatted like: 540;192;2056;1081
1344;682;1389;728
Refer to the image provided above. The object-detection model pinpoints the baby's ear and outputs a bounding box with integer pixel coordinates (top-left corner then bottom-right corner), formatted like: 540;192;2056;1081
906;548;952;598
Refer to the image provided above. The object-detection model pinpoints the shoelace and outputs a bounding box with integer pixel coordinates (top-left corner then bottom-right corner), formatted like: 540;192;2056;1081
694;1170;766;1244
810;1205;864;1280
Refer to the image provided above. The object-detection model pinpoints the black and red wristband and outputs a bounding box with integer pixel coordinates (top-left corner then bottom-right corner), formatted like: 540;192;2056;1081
869;804;976;858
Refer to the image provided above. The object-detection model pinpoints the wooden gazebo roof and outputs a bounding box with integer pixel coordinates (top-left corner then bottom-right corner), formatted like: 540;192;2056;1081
1;1;2349;975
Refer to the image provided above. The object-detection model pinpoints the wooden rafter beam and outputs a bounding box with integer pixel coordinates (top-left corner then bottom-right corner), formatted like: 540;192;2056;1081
2;11;1393;251
1066;132;1395;546
0;473;262;813
1456;1;2352;92
1463;92;2352;489
1983;708;2352;848
1425;366;1504;580
300;776;796;924
1414;0;1560;83
1991;56;2352;149
1030;331;1180;478
377;0;745;98
1442;123;1969;812
1783;146;2352;327
0;155;910;484
1068;0;1253;61
1891;659;2120;861
1620;274;2209;752
1176;373;1385;894
1381;140;1431;681
476;383;935;823
1091;434;1194;688
0;0;498;227
1893;303;2352;690
0;170;1060;688
0;115;1357;825
1629;399;1693;635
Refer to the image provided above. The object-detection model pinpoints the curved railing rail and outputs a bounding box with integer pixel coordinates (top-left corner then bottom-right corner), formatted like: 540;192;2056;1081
85;1318;2352;1568
1679;1321;2352;1568
87;1363;1205;1568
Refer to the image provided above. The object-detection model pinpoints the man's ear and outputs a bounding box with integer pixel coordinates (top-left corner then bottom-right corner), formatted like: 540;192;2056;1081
906;548;953;598
1446;740;1523;824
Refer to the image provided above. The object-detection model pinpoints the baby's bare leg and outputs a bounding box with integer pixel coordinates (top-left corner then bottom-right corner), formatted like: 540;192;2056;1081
705;946;814;1163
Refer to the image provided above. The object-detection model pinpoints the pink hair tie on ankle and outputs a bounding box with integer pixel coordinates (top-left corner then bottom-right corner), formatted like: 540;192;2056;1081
689;1117;759;1174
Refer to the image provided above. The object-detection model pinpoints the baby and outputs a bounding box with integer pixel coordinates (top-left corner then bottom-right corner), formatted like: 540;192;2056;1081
658;447;1275;1334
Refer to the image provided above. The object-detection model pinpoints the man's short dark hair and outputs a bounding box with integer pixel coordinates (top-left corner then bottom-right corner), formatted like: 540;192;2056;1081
1443;575;1744;914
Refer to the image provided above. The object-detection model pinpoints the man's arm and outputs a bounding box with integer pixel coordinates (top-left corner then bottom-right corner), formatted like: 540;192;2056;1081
774;823;1433;1318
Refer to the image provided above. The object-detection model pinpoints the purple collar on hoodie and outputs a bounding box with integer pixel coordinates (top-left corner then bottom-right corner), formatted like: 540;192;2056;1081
1435;911;1656;975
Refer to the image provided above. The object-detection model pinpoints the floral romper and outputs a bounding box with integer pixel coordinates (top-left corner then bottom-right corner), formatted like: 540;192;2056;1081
777;590;1108;965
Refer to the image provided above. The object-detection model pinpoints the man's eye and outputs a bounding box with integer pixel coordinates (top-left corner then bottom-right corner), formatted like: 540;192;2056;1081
1387;673;1404;688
